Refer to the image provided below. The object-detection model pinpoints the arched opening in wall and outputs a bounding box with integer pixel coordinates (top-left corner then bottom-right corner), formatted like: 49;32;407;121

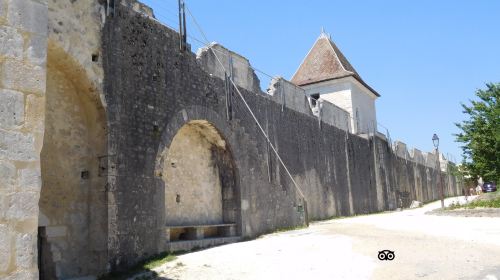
38;45;107;279
159;120;240;251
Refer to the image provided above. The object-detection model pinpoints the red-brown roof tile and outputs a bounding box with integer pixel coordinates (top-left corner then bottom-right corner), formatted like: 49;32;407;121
291;34;380;97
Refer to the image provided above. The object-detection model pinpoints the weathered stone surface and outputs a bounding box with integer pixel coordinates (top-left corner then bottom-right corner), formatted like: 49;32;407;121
410;148;425;165
197;43;262;93
6;192;39;220
38;211;49;226
0;0;47;279
0;89;25;128
26;33;47;66
162;122;225;226
39;56;107;278
0;194;8;220
0;224;11;273
0;26;23;59
0;0;7;23
0;159;16;191
268;77;312;116
3;270;38;280
45;226;67;238
16;232;36;269
394;140;409;159
0;59;46;94
48;0;105;103
7;0;48;35
0;129;36;161
19;167;41;191
50;244;62;262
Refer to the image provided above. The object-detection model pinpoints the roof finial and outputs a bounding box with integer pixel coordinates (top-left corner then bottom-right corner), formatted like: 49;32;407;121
319;27;331;40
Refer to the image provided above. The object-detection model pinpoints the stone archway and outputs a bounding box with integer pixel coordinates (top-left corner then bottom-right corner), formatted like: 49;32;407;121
38;45;107;279
157;119;240;250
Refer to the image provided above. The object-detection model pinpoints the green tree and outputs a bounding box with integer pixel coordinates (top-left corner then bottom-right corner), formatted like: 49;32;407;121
455;83;500;183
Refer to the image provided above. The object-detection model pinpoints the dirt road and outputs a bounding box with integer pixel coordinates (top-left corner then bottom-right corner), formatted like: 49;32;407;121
152;197;500;280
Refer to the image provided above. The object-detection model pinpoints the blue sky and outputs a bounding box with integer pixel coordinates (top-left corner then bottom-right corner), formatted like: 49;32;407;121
141;0;500;162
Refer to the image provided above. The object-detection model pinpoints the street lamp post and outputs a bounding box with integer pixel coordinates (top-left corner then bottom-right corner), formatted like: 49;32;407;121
432;134;445;209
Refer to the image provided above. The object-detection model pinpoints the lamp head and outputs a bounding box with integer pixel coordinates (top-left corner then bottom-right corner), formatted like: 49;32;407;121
432;134;439;148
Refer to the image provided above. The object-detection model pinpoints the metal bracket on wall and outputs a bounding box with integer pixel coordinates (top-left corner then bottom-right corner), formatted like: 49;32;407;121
178;0;187;52
98;155;117;177
107;0;116;17
280;80;285;112
318;101;322;130
229;56;234;83
265;121;272;183
225;73;232;121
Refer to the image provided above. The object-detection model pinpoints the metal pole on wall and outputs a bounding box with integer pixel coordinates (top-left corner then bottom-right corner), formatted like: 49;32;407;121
106;0;115;17
436;149;444;208
432;134;444;208
178;0;187;51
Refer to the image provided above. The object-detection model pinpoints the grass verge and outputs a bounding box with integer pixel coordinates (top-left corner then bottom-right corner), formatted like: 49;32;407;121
271;225;307;233
98;252;176;280
446;191;500;210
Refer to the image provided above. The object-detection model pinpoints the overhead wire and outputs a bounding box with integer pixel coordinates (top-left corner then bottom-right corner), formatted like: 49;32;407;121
184;3;309;209
142;1;457;164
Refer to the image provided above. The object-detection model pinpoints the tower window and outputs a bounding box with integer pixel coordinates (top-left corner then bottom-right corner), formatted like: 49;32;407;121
310;93;320;106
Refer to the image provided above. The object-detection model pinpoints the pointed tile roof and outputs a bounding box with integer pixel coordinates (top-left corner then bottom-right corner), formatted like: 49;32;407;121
291;33;380;97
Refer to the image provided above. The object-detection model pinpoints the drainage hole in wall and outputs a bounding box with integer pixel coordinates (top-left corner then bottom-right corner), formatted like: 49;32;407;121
81;171;90;179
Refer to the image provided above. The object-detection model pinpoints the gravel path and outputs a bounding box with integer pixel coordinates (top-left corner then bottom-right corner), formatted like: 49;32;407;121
149;197;500;280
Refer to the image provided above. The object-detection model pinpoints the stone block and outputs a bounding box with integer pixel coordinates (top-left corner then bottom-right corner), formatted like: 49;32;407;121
197;43;261;93
165;228;170;242
46;226;67;238
0;26;23;59
0;194;7;219
26;33;47;66
19;167;41;191
7;0;48;35
25;94;44;133
0;0;7;23
0;159;16;190
38;211;49;226
221;224;236;237
0;129;37;161
6;191;39;220
393;141;409;159
0;224;11;272
424;152;437;169
50;244;61;261
3;271;38;280
0;89;25;129
15;232;36;269
268;77;312;116
409;148;425;164
0;59;46;94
